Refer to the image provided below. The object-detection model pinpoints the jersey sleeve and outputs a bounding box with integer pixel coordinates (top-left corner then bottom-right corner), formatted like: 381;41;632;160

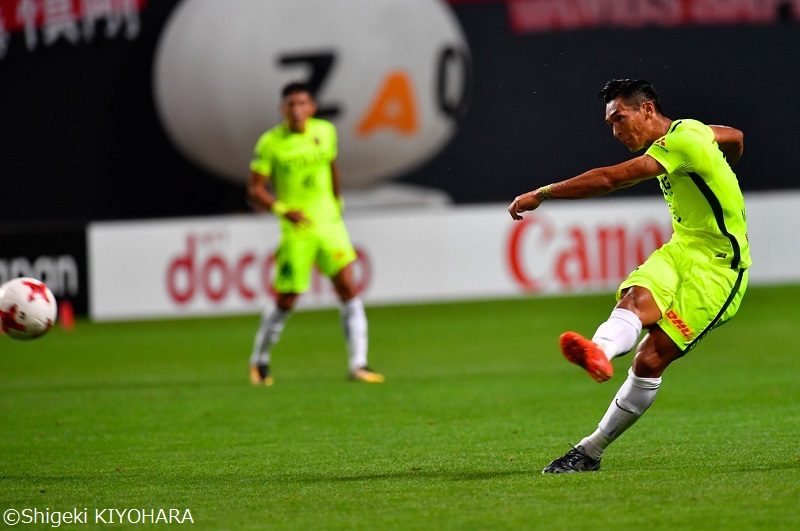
249;134;273;176
645;126;706;174
325;120;338;160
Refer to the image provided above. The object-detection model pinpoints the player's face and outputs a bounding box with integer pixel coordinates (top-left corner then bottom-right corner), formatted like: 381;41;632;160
605;98;650;152
281;91;317;131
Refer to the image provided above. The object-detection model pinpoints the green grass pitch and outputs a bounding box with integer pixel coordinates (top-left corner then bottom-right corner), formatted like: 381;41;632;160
1;285;798;530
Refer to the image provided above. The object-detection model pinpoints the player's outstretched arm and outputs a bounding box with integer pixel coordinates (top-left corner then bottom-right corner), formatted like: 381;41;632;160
709;125;744;166
508;155;665;220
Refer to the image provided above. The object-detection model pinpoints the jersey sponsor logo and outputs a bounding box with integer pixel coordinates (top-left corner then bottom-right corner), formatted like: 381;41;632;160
665;308;693;340
278;152;330;170
657;175;681;222
654;137;668;151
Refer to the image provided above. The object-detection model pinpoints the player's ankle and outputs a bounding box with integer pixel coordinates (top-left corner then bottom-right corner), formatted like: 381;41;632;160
594;339;616;361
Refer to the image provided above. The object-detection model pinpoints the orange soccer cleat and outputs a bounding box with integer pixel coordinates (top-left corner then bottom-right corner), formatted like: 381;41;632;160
347;366;385;383
249;363;274;386
559;331;613;383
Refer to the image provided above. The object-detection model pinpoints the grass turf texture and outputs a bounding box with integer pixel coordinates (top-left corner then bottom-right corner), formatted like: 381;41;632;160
1;285;798;530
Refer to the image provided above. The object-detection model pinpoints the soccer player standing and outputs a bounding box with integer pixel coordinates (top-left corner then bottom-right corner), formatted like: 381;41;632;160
508;79;750;473
247;82;384;385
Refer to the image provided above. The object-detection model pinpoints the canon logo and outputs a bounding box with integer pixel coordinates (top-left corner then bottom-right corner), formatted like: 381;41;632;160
166;235;371;305
507;216;672;292
0;255;79;296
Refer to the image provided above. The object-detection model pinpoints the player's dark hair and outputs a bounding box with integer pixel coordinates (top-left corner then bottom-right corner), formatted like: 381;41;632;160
599;79;663;114
281;81;314;99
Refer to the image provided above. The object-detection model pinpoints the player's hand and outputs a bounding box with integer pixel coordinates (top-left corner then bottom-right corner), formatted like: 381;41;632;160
285;210;311;226
508;191;542;220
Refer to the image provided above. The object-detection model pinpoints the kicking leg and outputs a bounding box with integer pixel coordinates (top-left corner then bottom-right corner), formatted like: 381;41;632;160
544;326;681;473
560;286;660;382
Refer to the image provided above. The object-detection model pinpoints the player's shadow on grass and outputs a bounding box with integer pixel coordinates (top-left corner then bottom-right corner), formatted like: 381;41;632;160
276;459;800;484
280;469;534;484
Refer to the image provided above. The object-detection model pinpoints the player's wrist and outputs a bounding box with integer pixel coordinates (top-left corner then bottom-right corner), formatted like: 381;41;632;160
533;185;553;202
271;200;288;217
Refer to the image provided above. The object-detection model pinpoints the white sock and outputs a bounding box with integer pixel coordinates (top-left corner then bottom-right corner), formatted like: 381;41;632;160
592;308;643;361
249;306;290;366
340;297;368;371
578;367;661;460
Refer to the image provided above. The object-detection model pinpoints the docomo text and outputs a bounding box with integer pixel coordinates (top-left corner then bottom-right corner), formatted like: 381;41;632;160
166;235;371;305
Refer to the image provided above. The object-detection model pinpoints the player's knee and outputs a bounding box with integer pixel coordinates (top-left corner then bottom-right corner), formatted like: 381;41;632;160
617;286;661;326
332;276;357;301
334;283;355;302
276;293;298;311
632;348;666;378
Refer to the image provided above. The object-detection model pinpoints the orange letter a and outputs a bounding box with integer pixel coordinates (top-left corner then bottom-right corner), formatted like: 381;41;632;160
357;71;418;137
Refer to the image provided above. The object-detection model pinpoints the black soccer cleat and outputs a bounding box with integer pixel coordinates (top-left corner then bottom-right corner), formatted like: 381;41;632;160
542;446;601;474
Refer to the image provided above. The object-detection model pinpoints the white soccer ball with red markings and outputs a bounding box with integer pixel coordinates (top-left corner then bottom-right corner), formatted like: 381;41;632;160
0;277;58;340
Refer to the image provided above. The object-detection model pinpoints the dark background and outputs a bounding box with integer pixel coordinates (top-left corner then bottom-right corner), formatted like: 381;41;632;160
2;0;799;225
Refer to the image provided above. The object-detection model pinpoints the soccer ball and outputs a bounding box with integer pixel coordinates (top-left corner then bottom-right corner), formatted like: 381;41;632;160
0;277;58;340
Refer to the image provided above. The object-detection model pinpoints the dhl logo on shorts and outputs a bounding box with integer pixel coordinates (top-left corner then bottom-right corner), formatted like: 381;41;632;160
665;309;693;340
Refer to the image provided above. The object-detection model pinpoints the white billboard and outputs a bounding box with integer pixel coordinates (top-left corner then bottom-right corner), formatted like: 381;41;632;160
88;191;799;321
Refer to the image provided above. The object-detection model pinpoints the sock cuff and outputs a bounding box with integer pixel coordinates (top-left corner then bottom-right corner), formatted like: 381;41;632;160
263;305;291;320
343;297;364;310
611;308;643;330
628;367;661;389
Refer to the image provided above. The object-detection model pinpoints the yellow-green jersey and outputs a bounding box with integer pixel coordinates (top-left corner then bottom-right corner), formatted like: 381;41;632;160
645;119;751;270
250;117;340;230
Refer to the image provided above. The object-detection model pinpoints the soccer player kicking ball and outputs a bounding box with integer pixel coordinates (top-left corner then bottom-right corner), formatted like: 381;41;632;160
247;82;384;386
508;79;750;473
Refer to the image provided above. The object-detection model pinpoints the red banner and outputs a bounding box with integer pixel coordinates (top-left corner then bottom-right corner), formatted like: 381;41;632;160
0;0;147;32
449;0;800;32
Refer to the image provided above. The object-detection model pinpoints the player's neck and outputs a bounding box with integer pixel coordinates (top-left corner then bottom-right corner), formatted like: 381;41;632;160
648;115;673;143
657;115;673;136
285;120;307;133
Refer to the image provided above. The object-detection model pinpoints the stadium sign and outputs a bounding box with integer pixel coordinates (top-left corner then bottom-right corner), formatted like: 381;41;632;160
0;0;145;60
0;224;88;315
164;234;371;305
87;192;798;321
505;0;800;32
153;0;471;192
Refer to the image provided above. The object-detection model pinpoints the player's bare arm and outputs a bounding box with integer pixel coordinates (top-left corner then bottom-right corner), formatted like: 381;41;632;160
709;125;744;166
247;171;275;210
508;154;666;220
331;161;341;199
331;160;345;214
248;171;309;225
